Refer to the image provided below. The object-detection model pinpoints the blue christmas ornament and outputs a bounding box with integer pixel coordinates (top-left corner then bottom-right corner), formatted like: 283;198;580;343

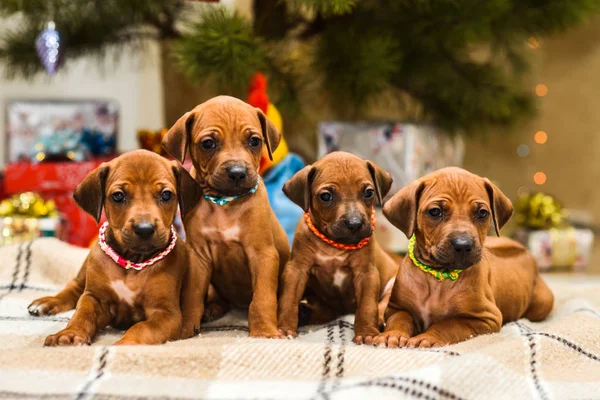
35;21;62;75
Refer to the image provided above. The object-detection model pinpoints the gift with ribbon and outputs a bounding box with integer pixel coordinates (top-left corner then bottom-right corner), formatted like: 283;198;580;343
513;192;593;271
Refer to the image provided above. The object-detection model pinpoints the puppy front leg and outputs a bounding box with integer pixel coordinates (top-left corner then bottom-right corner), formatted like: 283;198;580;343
277;259;310;338
180;253;211;339
29;262;87;316
352;266;381;345
407;315;501;348
248;247;285;338
116;306;182;345
44;292;110;346
374;310;415;348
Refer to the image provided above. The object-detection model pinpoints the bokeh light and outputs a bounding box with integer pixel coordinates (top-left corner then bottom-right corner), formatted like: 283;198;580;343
534;172;547;185
517;185;530;197
534;131;547;144
517;144;530;157
536;84;548;97
527;37;540;49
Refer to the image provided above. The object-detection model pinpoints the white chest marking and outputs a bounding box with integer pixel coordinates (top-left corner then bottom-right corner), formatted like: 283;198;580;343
200;225;240;242
222;225;240;242
315;253;347;265
110;280;137;306
332;270;348;289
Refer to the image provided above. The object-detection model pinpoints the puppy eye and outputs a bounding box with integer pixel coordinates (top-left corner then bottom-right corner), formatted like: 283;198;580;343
201;139;216;150
161;190;173;202
477;209;489;219
428;207;442;218
364;188;375;199
111;191;125;203
248;136;261;148
319;192;333;202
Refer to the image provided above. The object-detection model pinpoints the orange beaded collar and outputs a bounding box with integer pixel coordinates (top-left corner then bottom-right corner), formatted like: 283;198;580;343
304;209;376;251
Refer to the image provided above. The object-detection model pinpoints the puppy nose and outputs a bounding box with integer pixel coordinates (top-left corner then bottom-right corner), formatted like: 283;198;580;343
226;165;248;184
133;222;155;238
345;216;364;233
451;236;473;253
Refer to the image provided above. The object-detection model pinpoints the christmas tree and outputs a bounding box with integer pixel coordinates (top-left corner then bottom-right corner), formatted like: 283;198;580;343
1;0;598;133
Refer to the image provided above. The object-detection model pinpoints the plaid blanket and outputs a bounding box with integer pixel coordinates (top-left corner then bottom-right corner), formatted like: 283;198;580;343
1;238;599;400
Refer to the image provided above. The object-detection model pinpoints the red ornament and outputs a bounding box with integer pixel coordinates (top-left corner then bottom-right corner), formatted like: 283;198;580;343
247;72;269;113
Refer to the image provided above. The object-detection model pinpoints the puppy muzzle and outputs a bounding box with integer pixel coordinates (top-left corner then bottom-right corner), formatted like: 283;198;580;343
432;235;482;269
209;162;258;196
329;214;373;244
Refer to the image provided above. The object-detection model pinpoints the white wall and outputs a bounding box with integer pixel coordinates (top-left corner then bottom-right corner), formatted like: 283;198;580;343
0;0;249;168
0;40;165;167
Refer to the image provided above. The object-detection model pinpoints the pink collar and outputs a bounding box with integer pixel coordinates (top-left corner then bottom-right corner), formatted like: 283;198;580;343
98;222;177;271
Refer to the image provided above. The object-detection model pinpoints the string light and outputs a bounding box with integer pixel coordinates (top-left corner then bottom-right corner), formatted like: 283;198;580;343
517;144;530;157
517;185;530;197
536;84;548;97
535;131;547;144
527;37;540;49
534;172;547;185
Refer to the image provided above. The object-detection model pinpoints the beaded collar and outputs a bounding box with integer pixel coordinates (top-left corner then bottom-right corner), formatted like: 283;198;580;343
408;234;463;281
304;209;376;251
98;222;177;271
204;178;260;206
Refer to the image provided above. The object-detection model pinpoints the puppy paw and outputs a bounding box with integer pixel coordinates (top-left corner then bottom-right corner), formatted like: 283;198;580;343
373;330;410;348
28;296;72;316
406;334;447;348
249;329;286;339
353;329;380;345
180;323;201;340
202;303;228;322
44;329;90;347
277;327;297;339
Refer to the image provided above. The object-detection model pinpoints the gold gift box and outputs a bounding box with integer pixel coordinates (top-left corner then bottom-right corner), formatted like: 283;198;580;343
0;216;65;246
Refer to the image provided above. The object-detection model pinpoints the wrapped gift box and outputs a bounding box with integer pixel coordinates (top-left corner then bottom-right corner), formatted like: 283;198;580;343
318;122;464;253
514;228;594;272
0;216;67;246
318;122;464;198
3;158;113;247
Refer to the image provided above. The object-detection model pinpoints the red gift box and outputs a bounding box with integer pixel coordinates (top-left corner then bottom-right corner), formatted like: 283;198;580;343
3;158;113;247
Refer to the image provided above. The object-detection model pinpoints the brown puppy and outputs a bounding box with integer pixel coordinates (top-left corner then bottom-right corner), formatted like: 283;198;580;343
375;167;554;348
28;150;208;345
162;96;289;338
277;152;399;344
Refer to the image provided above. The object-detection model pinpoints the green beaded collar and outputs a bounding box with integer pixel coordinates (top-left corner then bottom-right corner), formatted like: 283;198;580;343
408;235;463;281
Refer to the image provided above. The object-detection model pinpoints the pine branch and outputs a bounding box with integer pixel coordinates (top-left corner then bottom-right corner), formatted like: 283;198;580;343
0;0;184;78
172;7;267;97
286;0;357;16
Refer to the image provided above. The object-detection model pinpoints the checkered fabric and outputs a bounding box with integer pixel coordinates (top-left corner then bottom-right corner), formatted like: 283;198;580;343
0;238;599;400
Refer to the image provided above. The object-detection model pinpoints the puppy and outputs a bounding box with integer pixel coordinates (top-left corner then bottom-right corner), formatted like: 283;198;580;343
162;96;290;338
277;152;399;344
375;167;554;348
28;150;208;345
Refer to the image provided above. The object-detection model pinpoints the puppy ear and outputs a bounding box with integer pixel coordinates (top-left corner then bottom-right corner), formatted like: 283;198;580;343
484;178;514;236
282;165;316;212
383;179;426;238
73;164;109;223
162;112;195;164
172;165;203;220
256;108;281;161
366;161;393;206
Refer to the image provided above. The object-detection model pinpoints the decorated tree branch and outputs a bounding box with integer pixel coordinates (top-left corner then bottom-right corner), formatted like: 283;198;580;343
0;0;598;133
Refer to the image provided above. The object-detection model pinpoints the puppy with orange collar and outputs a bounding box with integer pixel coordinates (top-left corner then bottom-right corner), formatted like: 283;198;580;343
375;167;554;348
28;150;208;345
277;152;399;344
162;96;290;338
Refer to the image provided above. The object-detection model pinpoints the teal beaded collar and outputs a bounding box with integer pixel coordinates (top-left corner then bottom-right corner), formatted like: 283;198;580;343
203;179;260;206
